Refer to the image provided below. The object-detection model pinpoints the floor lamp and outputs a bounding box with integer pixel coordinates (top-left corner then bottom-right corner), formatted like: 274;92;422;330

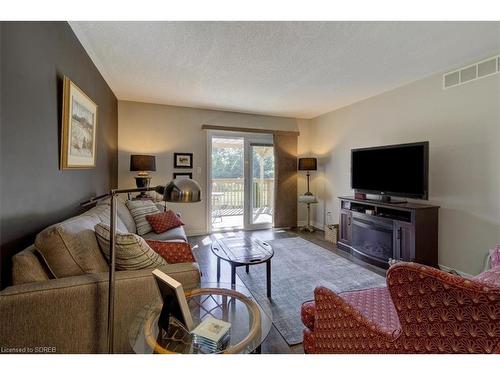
106;178;202;353
298;158;318;232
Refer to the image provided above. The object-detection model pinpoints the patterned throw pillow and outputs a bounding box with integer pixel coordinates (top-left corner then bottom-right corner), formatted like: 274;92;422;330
125;200;161;235
146;240;196;264
94;223;167;270
145;210;184;234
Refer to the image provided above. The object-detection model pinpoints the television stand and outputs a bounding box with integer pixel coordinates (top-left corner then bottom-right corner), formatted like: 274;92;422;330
338;196;439;269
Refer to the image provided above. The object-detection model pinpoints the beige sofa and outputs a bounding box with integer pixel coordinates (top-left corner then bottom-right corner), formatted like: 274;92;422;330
0;198;200;354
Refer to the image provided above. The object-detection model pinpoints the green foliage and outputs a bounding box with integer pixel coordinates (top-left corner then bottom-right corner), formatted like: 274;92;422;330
211;147;274;179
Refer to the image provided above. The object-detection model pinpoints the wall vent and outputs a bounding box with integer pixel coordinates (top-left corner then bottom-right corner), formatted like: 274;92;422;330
443;55;499;89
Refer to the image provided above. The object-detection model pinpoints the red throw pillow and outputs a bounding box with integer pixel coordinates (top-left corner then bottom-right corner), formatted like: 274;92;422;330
145;210;184;234
146;240;196;264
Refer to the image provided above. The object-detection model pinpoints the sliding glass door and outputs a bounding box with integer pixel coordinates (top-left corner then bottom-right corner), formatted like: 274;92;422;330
248;143;274;229
208;132;274;231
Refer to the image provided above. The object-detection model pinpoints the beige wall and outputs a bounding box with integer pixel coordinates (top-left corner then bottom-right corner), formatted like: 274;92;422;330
308;72;500;275
118;101;307;235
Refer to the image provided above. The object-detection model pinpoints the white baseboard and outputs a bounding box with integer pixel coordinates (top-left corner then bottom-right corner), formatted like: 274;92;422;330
297;221;324;230
185;228;209;237
438;264;474;278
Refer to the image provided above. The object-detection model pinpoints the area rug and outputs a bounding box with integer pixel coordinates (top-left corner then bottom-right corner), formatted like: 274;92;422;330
236;236;386;345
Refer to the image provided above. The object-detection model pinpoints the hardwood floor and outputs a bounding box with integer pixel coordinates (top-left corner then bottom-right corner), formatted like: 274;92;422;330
188;228;385;354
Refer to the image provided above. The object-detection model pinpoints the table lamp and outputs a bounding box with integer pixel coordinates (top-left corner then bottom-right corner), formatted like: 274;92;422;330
298;157;317;196
130;155;156;198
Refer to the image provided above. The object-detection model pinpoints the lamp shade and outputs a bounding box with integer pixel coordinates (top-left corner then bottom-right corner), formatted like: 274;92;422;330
130;155;156;172
298;157;317;171
163;178;202;203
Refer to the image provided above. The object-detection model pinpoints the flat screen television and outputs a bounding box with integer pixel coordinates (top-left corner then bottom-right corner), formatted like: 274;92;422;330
351;141;429;200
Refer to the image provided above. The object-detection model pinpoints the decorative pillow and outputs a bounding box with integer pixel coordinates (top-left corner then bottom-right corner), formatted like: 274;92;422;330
146;240;195;264
94;223;167;270
145;210;184;234
125;200;161;236
490;245;500;268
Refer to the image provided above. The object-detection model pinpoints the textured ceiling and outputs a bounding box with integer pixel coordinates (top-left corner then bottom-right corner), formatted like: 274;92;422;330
70;21;500;119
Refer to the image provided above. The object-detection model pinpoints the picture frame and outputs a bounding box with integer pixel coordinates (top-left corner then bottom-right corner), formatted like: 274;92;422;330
174;152;193;168
173;172;193;180
60;76;98;169
152;269;194;331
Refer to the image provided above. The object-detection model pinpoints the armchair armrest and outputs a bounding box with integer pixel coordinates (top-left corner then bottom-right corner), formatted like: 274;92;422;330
0;263;200;354
311;286;397;353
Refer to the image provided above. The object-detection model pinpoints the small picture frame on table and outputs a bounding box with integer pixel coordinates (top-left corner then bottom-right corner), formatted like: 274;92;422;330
174;153;193;168
152;269;194;332
173;172;193;180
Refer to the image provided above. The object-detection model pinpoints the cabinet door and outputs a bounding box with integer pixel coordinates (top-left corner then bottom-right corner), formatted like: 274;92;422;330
339;210;353;245
394;221;414;261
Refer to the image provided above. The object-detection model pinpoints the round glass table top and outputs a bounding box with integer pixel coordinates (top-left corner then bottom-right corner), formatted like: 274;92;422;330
129;282;273;354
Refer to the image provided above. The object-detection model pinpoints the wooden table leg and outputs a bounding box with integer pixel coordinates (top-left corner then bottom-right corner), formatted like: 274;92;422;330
231;264;236;286
266;260;271;298
216;257;221;282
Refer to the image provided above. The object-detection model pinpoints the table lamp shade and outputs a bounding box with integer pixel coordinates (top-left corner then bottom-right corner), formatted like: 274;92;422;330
298;157;317;171
130;155;156;172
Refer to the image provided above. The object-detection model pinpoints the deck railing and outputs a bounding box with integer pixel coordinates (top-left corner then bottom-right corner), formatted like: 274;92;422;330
211;178;274;213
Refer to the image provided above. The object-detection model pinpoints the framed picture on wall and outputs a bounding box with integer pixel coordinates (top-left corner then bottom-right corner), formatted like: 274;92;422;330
173;172;192;180
174;153;193;168
60;76;98;169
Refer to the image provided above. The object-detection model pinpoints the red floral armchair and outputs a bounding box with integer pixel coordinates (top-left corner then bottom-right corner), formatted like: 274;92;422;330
301;262;500;354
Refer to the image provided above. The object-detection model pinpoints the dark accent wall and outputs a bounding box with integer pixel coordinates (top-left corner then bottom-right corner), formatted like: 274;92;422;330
0;22;118;288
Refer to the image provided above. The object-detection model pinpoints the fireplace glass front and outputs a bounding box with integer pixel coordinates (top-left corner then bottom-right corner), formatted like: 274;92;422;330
351;217;394;263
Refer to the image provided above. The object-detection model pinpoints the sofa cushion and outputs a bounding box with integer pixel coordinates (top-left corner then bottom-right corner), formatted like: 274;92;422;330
94;223;167;270
145;240;195;264
98;196;137;234
340;287;400;336
146;210;184;234
35;205;111;278
12;247;51;285
125;200;161;236
473;266;500;288
142;225;187;242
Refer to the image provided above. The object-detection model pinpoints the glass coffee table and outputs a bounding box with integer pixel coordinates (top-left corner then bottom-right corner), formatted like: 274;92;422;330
129;282;272;354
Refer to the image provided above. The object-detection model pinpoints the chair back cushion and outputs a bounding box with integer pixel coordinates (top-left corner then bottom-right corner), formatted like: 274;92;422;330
35;205;113;278
125;200;160;236
94;223;167;270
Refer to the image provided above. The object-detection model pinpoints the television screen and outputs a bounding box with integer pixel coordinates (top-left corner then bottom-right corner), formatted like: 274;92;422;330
351;142;428;199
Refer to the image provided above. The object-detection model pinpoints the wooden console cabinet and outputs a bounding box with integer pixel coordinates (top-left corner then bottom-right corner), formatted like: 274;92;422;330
338;197;439;269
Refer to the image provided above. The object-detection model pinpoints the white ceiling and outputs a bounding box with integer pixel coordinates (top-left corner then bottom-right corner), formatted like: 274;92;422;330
70;21;500;119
